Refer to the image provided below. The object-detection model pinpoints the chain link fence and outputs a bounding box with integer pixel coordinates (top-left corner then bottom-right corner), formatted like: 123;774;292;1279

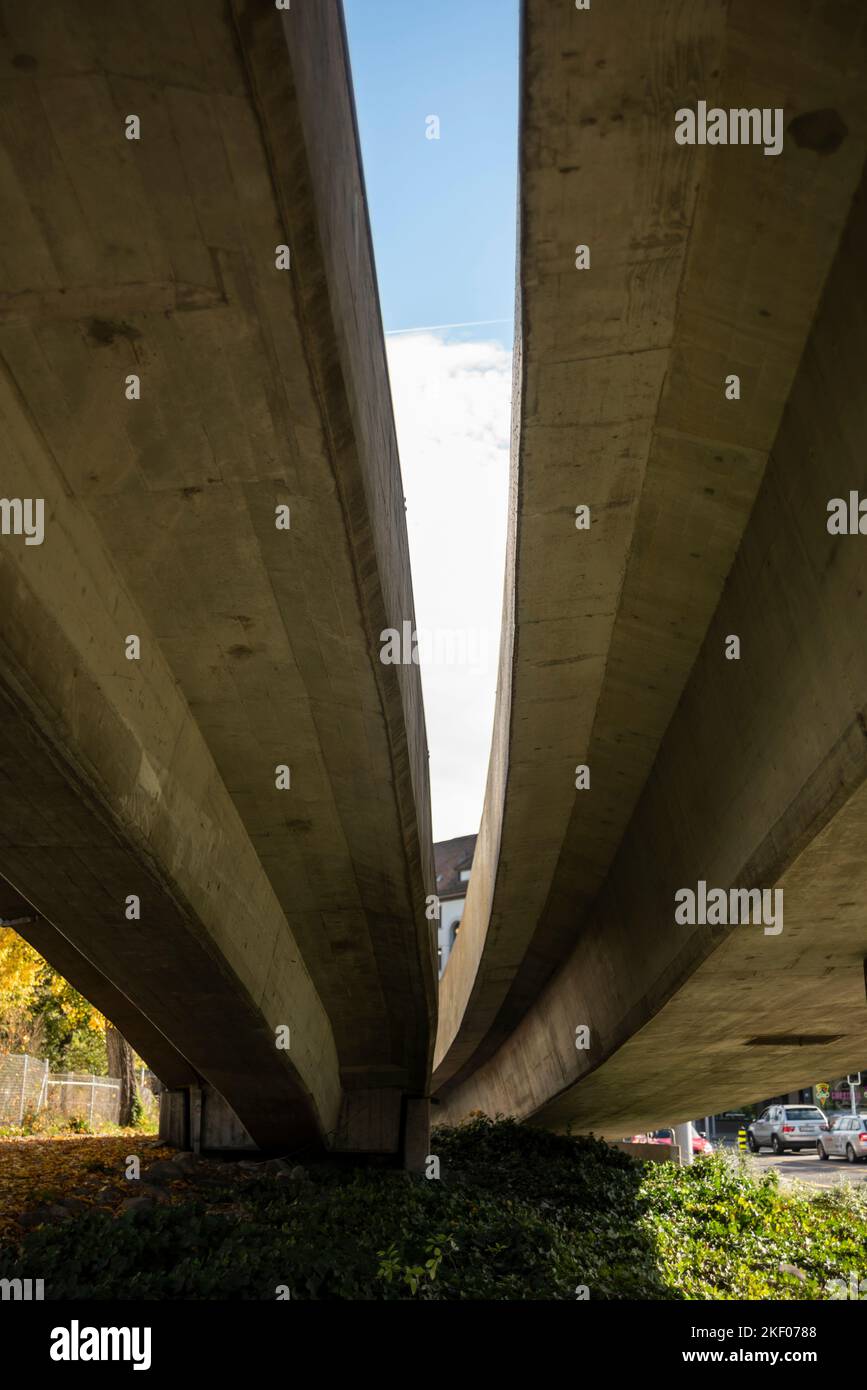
0;1053;157;1128
42;1070;121;1126
0;1053;48;1125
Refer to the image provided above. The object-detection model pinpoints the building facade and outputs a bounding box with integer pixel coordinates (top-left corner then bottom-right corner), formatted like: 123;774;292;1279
434;833;477;977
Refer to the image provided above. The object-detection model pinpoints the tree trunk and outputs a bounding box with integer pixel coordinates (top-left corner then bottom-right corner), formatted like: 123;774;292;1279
105;1023;138;1127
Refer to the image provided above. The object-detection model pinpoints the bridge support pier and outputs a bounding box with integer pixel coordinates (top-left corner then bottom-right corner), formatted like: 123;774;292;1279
158;1085;431;1168
403;1098;431;1175
158;1084;256;1155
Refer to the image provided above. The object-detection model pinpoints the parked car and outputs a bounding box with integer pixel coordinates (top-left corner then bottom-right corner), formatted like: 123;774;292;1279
747;1104;828;1154
628;1128;714;1155
817;1113;867;1164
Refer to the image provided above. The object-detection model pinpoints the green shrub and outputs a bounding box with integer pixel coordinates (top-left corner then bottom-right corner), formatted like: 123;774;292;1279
129;1090;145;1129
641;1153;867;1299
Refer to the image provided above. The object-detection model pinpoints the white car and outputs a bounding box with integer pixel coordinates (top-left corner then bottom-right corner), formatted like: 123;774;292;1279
817;1113;867;1164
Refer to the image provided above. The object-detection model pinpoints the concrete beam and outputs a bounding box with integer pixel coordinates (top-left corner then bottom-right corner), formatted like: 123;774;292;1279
0;0;436;1152
437;162;867;1133
435;0;867;1095
0;450;340;1147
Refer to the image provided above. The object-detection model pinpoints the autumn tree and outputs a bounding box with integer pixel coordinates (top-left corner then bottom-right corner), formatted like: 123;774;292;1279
1;927;108;1068
1;928;144;1125
105;1023;139;1127
28;957;107;1074
0;927;43;1053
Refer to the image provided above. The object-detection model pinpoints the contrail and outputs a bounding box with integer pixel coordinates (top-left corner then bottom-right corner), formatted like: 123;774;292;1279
385;318;511;336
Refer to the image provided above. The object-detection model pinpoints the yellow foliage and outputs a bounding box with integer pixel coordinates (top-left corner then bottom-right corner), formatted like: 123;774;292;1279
0;929;42;1010
0;928;105;1040
46;972;105;1031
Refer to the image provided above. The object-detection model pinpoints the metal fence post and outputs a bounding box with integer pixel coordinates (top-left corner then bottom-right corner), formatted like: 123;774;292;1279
89;1076;96;1127
18;1053;28;1125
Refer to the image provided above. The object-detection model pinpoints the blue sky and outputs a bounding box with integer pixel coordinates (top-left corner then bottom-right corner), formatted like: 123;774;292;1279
344;0;519;841
344;0;519;347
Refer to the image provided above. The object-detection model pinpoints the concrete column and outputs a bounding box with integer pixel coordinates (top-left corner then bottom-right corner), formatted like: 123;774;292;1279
158;1087;190;1149
674;1122;694;1167
199;1085;256;1152
403;1098;431;1174
332;1089;402;1154
159;1082;258;1154
189;1086;203;1155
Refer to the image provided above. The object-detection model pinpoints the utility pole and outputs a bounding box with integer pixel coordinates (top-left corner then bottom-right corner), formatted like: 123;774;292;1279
848;1073;861;1117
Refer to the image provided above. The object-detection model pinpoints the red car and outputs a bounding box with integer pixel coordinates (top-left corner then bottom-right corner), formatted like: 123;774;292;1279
628;1128;714;1155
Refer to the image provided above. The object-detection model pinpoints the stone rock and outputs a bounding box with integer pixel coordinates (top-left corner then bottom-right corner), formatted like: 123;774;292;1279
143;1160;183;1184
119;1198;153;1218
188;1168;231;1188
171;1151;199;1175
273;1164;309;1184
134;1182;170;1204
260;1158;292;1176
56;1197;89;1214
16;1211;45;1230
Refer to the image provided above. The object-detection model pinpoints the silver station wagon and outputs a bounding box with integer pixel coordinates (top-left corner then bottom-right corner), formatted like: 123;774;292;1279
817;1114;867;1164
747;1104;828;1154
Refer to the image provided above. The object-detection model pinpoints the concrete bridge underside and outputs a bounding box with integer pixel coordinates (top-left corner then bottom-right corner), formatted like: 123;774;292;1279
3;0;867;1156
434;0;867;1135
0;0;436;1156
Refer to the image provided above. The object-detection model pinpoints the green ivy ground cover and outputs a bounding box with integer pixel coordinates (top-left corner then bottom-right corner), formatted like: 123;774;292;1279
2;1117;865;1300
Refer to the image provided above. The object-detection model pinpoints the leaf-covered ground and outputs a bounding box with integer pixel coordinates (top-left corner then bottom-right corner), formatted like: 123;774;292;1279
0;1133;175;1239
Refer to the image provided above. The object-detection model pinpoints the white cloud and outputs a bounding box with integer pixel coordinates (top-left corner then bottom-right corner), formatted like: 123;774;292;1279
385;332;512;841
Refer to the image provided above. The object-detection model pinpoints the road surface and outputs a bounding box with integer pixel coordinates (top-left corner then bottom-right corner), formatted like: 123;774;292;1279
735;1146;867;1190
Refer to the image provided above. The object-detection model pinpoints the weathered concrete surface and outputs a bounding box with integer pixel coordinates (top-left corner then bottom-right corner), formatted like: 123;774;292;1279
436;162;867;1135
0;0;435;1149
403;1097;431;1175
435;0;867;1097
159;1083;255;1154
0;412;340;1146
